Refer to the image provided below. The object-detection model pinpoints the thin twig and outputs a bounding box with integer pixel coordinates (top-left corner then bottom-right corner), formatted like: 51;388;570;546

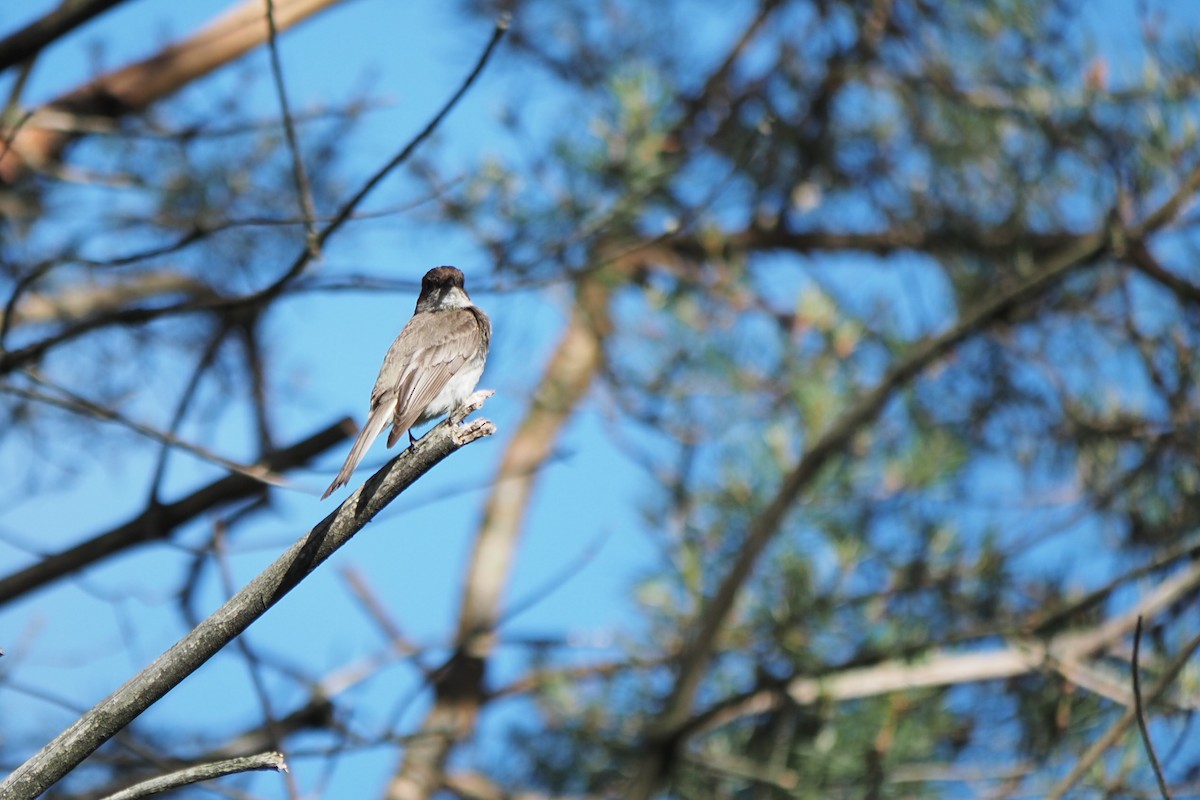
264;0;319;253
245;14;511;307
1133;616;1173;800
304;16;509;262
97;752;287;800
0;255;57;351
340;565;421;657
497;529;612;627
146;325;236;505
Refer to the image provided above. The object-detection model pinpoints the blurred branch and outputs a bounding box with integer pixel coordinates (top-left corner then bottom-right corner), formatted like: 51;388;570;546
264;0;319;253
0;417;353;606
0;0;130;74
0;0;346;183
97;752;287;800
734;224;1078;260
6;100;382;137
694;559;1200;736
4;368;295;488
144;325;239;504
0;270;215;333
442;771;582;800
341;565;422;658
0;392;495;799
489;656;658;702
672;0;783;136
1126;238;1200;307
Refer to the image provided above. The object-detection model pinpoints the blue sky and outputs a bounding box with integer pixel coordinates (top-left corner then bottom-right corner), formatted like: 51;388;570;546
2;0;1198;796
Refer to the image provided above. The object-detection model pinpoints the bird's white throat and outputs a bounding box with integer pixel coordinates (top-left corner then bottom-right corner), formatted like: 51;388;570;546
438;286;474;309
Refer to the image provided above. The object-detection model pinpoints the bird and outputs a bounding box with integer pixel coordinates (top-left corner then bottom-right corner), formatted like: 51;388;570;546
323;266;491;499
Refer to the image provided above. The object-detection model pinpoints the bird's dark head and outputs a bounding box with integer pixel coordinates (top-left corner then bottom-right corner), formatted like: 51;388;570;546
416;266;472;312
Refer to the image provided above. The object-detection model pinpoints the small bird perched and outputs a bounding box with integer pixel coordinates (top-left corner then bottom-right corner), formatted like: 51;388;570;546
323;266;491;499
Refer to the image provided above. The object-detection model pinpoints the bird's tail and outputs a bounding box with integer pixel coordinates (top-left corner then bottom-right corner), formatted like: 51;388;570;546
322;405;392;499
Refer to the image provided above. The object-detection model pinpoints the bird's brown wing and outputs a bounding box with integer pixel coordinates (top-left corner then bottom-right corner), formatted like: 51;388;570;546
380;308;483;447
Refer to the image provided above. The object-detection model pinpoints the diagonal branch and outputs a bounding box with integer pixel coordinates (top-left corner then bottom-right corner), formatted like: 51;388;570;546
691;559;1200;736
0;393;495;799
1045;628;1200;800
4;369;293;488
0;0;130;74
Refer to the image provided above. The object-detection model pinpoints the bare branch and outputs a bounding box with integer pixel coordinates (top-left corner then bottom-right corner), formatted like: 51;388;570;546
5;369;297;489
692;560;1200;736
97;752;287;800
0;271;215;332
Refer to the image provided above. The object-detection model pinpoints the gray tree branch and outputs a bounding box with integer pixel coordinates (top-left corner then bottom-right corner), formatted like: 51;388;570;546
97;752;287;800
